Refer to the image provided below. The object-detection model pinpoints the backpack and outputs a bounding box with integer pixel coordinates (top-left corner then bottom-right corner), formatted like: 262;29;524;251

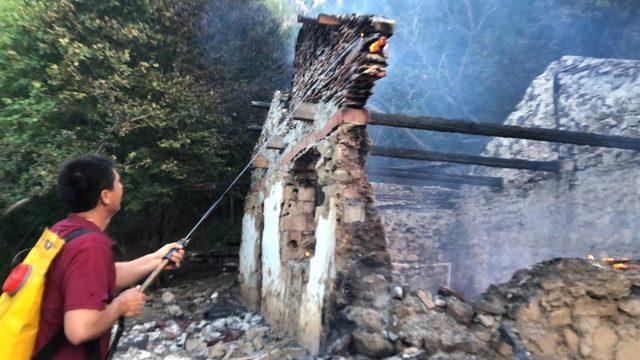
0;228;94;359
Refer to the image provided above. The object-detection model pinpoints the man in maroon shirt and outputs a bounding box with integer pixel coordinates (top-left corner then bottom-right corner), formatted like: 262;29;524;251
32;155;185;359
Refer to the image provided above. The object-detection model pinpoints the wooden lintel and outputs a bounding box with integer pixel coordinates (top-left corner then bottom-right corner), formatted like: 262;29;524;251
292;102;317;122
371;146;560;173
266;136;286;150
252;156;269;169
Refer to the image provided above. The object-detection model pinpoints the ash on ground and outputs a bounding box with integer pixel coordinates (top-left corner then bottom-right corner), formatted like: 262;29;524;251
112;273;313;360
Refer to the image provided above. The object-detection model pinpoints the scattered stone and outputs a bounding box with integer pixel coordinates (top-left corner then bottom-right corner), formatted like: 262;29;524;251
592;325;618;353
548;307;572;326
166;305;183;317
326;334;351;355
184;338;205;352
539;276;565;290
356;308;384;333
433;296;446;307
161;291;176;304
208;342;229;359
475;314;495;327
352;330;394;358
618;298;640;317
446;297;474;325
573;297;618;317
615;339;640;360
392;286;404;300
563;328;579;353
417;289;436;309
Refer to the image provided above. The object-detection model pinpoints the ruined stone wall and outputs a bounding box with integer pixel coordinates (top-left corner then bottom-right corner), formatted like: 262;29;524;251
375;56;640;299
372;183;458;293
455;56;640;296
239;14;396;356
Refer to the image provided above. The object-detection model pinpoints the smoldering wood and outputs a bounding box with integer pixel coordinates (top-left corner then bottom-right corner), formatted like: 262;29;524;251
371;146;560;172
369;112;640;151
368;167;503;189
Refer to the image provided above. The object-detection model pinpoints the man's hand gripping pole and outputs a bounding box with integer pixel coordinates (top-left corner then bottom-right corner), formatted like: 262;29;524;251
139;238;190;293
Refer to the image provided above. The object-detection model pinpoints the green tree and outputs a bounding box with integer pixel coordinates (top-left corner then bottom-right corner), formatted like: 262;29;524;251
0;0;288;269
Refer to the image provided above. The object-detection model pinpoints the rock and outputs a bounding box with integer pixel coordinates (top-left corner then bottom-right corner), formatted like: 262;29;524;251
592;325;618;354
352;330;394;358
615;339;640;360
161;291;176;304
472;295;506;315
618;299;640;317
207;342;229;360
184;338;206;353
210;291;219;303
255;348;308;360
326;334;351;355
446;297;474;325
388;331;398;342
239;340;254;355
423;331;441;354
356;308;384;333
166;305;183;317
392;286;404;300
475;314;495;328
548;307;572;327
563;328;579;353
251;314;263;325
433;296;446;308
417;290;436;309
252;336;265;350
573;297;618;317
212;318;227;329
539;276;565;290
532;332;560;356
441;332;480;354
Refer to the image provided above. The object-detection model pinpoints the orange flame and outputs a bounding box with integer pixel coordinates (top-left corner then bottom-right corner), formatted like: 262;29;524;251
369;37;387;54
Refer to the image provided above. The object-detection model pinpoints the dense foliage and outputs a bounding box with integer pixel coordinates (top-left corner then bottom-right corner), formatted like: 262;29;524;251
0;0;288;269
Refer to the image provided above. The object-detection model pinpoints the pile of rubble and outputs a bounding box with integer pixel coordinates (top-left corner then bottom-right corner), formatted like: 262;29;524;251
112;274;312;360
113;258;640;359
390;258;640;359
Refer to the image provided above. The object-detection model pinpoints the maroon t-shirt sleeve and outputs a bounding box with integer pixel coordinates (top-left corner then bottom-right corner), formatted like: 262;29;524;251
62;244;113;312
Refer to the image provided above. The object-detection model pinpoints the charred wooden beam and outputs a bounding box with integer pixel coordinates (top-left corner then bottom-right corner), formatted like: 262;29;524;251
297;14;342;26
369;175;461;190
251;101;271;109
371;146;560;173
369;112;640;151
368;167;503;189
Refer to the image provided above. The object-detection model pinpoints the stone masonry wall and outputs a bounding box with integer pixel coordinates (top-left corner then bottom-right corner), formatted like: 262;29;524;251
372;56;640;299
239;14;396;356
455;56;640;296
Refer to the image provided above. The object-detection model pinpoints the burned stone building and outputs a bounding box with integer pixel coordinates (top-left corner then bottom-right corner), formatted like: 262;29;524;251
239;13;640;359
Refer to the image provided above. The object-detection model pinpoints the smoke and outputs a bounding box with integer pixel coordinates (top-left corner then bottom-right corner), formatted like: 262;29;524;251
280;0;640;150
273;0;640;297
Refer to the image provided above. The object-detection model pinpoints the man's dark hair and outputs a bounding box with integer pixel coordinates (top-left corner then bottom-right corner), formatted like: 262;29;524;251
58;154;116;212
